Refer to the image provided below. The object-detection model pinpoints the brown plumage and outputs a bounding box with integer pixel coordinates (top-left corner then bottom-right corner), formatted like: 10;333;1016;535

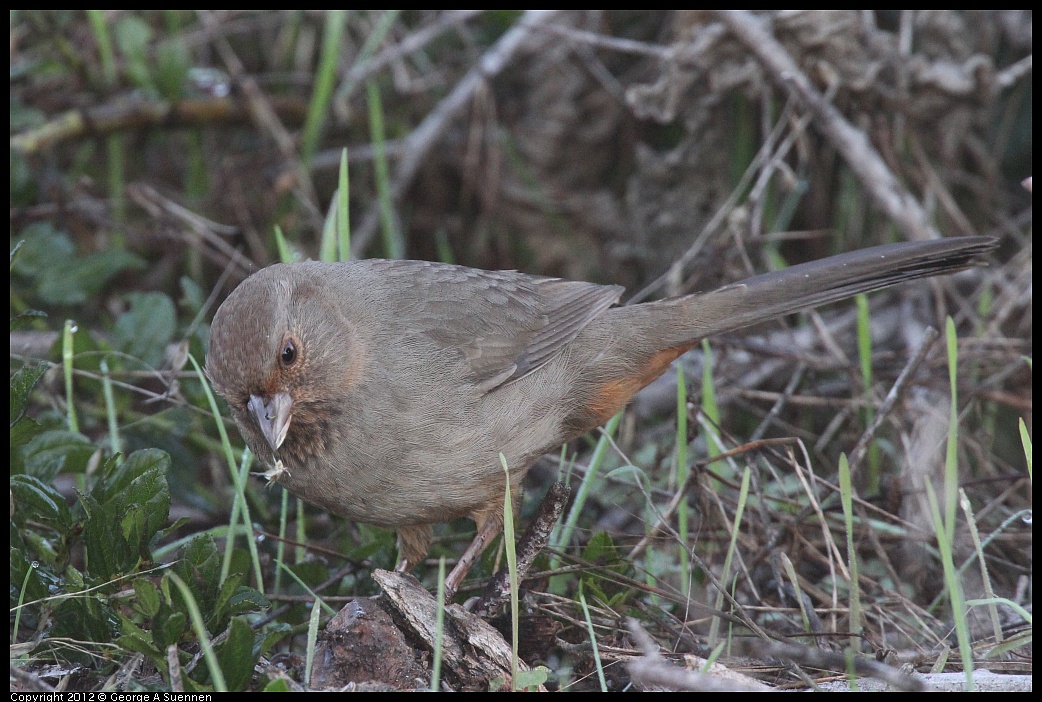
205;236;995;596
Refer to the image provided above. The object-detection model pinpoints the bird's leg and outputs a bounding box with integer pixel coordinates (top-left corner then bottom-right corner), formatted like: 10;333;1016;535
444;481;526;599
443;510;504;601
474;482;571;613
395;523;433;572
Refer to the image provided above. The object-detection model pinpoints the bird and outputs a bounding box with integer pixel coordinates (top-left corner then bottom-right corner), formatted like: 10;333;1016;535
205;236;995;597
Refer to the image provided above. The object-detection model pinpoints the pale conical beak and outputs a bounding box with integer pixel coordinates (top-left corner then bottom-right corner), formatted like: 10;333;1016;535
248;392;293;451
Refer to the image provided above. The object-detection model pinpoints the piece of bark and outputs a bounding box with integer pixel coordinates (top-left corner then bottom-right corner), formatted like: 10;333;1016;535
309;596;428;691
374;569;545;691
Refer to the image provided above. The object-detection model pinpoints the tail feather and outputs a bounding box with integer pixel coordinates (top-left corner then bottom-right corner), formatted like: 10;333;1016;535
666;236;996;343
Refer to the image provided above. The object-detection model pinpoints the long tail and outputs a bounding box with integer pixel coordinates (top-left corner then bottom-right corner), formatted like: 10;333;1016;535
658;236;996;344
565;236;995;432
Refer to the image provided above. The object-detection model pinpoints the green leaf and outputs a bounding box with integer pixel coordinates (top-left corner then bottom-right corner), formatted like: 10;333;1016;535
81;503;128;580
10;474;72;529
12;222;147;306
93;447;171;502
117;613;162;661
9;417;45;468
515;665;550;691
10;222;75;276
257;622;293;657
20;429;95;481
227;586;271;617
83;449;171;580
181;675;213;694
46;250;147;305
117;631;163;660
134;577;161;617
9;363;47;425
117;612;153;641
155;38;190;101
179;275;205;316
114;15;155;95
285;560;334;590
172;534;233;628
10;151;39;203
215;616;260;692
582;531;621;567
52;588;117;653
10;309;46;331
10;546;50;605
119;472;171;548
154;516;192;545
113;292;177;369
177;534;223;583
263;678;291;692
156;610;187;649
209;571;245;628
347;524;397;564
579;578;610;607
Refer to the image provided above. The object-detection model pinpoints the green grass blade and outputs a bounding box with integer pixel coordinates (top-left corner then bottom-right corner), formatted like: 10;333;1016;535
300;10;348;167
337;148;350;261
187;353;264;592
367;80;402;258
169;572;228;692
62;320;78;434
500;453;520;688
708;466;750;647
838;453;863;651
552;413;622;562
431;557;446;691
578;583;608;692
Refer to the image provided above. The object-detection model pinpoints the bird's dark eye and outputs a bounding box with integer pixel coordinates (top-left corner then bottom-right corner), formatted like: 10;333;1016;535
280;338;298;367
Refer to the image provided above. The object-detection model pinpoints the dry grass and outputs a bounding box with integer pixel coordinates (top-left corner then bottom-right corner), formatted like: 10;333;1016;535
10;10;1030;692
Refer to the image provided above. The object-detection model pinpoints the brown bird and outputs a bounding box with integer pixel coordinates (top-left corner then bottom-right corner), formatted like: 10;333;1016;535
206;236;994;596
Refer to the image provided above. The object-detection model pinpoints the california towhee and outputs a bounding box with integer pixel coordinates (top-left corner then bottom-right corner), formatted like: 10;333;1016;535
206;236;994;596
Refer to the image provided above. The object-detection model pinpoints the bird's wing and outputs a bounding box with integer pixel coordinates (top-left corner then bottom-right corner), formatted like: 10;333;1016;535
362;259;623;392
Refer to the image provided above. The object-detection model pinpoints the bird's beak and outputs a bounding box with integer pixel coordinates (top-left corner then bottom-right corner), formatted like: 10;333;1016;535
248;392;293;451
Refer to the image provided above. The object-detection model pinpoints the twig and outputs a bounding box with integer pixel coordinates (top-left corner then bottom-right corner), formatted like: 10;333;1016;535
539;23;671;59
10;96;308;155
342;11;486;94
350;10;564;256
749;362;807;442
627;83;797;304
627;437;796;561
714;10;941;242
996;55;1032;89
626;619;772;692
746;639;925;691
846;326;939;474
475;482;571;614
197;10;321;225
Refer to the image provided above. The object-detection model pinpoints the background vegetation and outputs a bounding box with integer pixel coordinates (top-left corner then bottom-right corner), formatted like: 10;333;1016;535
10;10;1031;692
